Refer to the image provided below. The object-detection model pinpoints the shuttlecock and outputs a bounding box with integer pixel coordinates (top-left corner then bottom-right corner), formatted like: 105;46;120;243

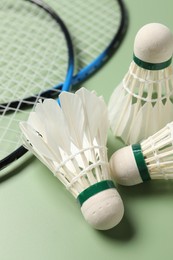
19;88;124;230
110;122;173;186
108;23;173;145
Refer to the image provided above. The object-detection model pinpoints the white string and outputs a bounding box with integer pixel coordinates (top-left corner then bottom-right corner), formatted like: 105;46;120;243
122;76;173;102
129;65;173;84
47;0;121;67
66;160;109;191
54;145;107;174
145;134;170;179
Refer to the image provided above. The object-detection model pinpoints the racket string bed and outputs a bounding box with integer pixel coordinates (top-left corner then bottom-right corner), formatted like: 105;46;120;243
0;0;75;170
0;3;68;105
47;0;128;79
0;0;128;171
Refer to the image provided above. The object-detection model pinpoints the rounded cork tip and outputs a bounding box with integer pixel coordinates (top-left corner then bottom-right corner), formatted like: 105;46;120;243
109;146;143;186
134;23;173;63
81;188;124;230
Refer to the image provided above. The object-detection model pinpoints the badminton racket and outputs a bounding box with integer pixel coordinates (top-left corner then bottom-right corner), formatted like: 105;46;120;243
0;0;128;172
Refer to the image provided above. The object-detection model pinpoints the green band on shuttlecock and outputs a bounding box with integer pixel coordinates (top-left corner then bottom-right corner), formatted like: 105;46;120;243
77;180;115;206
133;54;172;70
132;144;151;182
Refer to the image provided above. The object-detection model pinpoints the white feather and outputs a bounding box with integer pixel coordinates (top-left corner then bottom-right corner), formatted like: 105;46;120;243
108;61;173;145
60;92;85;149
20;88;111;198
76;88;107;143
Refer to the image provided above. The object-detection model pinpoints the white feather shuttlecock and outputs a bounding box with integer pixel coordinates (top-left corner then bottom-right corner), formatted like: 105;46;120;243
110;122;173;186
108;23;173;145
19;88;124;230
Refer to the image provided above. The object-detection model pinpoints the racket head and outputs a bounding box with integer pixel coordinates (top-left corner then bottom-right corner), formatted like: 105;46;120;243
0;0;74;171
0;0;128;172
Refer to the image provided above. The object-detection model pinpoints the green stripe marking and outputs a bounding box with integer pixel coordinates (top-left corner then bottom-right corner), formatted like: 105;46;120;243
133;54;172;70
77;180;115;206
132;144;151;182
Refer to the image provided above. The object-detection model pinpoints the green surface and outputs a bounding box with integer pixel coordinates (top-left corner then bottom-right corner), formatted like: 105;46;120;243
1;1;173;259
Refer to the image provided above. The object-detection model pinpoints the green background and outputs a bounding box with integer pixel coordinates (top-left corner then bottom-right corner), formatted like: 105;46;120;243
1;0;173;259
